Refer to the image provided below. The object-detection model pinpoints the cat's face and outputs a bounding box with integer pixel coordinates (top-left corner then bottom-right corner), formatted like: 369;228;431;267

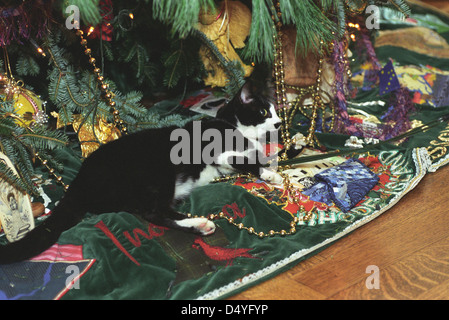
233;82;281;141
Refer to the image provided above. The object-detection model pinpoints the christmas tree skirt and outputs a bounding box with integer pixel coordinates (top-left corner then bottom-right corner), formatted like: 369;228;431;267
0;141;439;300
1;1;449;300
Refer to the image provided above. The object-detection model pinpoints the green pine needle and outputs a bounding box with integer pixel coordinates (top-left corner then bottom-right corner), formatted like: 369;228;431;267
152;0;217;38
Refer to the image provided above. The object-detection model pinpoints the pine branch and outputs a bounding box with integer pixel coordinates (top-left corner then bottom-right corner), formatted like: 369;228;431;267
335;0;347;38
386;0;411;18
18;134;67;150
16;55;40;76
152;0;217;38
163;48;184;88
242;0;276;63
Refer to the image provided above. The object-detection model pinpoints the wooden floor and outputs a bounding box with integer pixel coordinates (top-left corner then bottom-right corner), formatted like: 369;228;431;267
230;0;449;301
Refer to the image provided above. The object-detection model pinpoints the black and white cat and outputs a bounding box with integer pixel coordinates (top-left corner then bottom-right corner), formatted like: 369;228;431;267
0;73;297;264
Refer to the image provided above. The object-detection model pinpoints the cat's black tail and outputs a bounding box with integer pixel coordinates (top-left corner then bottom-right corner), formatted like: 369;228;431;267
0;198;83;264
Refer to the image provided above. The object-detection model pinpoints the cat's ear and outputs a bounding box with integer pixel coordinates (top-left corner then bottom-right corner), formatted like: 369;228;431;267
239;82;254;104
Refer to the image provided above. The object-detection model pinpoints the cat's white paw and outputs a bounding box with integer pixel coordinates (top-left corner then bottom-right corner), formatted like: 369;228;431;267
176;217;216;236
196;218;216;236
260;168;283;184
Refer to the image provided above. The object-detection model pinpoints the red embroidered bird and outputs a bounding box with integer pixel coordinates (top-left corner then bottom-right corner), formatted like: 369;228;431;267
192;237;260;266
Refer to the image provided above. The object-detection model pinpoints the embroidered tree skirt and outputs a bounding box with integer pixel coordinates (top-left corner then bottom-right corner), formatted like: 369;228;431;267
1;2;449;300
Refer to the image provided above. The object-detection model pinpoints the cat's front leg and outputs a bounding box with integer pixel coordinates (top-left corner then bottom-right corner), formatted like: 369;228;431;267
216;151;260;176
217;151;284;183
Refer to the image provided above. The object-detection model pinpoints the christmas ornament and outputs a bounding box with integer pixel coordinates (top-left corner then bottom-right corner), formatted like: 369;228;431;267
73;116;121;158
0;73;48;127
196;0;253;88
0;152;34;243
1;47;48;127
52;112;121;158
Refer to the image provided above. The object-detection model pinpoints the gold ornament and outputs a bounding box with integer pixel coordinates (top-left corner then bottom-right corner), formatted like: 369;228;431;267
0;74;48;127
52;112;121;158
196;0;253;87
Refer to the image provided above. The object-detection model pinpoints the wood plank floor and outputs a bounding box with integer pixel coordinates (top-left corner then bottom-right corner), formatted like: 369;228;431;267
229;0;449;301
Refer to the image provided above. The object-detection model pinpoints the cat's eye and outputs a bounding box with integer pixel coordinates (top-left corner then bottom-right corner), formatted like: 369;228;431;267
260;109;268;117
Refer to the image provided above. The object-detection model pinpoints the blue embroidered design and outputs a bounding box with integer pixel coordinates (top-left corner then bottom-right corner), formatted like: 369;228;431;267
379;60;401;96
302;159;379;212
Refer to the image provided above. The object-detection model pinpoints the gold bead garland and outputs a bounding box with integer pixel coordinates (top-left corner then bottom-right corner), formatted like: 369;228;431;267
75;29;128;135
34;152;69;191
271;1;335;149
271;1;291;160
286;54;336;148
188;211;303;238
209;172;314;238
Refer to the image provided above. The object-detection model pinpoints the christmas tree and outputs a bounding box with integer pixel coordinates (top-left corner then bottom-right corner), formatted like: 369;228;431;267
0;0;411;196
